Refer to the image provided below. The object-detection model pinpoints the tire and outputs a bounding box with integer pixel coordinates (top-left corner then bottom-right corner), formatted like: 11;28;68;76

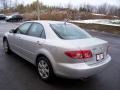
37;56;54;82
3;39;11;54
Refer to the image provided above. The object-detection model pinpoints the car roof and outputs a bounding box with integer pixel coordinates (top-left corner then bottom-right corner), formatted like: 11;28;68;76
23;20;71;39
26;20;70;25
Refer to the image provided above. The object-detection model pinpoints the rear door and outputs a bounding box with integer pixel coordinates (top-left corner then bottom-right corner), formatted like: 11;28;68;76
20;22;46;63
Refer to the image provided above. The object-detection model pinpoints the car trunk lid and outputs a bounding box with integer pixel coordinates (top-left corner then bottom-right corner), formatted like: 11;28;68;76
66;37;109;65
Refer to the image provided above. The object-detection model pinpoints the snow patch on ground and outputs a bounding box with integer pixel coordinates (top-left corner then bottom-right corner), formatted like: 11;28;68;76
91;13;106;16
71;19;120;26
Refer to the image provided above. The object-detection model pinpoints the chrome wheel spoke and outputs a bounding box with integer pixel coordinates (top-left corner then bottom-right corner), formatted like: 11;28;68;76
44;68;49;73
38;60;49;79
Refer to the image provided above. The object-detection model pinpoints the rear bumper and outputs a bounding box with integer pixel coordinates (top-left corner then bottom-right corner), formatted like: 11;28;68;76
55;55;111;79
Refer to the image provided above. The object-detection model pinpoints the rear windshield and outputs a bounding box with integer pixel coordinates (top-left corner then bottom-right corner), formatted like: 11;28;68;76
50;23;91;40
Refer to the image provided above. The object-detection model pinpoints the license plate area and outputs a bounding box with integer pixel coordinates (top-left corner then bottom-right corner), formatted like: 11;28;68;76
96;53;104;61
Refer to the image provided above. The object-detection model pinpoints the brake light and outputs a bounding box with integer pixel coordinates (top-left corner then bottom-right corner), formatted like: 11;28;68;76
83;50;92;58
65;50;92;59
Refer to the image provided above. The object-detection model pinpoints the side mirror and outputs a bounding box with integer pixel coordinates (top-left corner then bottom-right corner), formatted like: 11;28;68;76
9;29;16;33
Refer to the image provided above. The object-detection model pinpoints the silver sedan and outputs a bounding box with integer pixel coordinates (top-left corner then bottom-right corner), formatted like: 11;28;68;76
3;21;111;81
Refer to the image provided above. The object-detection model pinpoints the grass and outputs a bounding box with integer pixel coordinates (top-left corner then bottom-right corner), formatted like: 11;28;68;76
112;22;120;24
71;22;120;35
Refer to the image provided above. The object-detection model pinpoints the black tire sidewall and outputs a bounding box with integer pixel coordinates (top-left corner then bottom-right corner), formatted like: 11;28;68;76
3;39;11;54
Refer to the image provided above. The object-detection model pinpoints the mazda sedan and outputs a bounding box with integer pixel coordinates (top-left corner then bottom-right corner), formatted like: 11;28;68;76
3;21;111;81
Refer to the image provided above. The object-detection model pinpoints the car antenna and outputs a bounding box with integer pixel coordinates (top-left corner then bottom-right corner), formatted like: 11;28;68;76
64;18;70;25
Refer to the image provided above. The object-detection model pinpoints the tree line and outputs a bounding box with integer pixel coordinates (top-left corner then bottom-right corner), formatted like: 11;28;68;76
0;0;120;17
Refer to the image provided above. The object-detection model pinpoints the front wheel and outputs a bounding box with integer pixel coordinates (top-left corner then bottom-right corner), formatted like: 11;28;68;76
37;56;54;82
3;39;11;54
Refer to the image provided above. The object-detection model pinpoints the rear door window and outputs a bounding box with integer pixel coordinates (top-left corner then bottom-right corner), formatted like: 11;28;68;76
27;23;46;38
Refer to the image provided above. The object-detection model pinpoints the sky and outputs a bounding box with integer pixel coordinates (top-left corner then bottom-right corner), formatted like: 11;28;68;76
0;0;120;8
19;0;120;7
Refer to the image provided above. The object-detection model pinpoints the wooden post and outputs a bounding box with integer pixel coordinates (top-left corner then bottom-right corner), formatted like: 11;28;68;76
37;0;40;20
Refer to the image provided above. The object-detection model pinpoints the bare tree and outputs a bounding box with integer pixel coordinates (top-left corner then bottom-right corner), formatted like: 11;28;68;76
97;3;108;14
0;0;8;9
9;0;12;8
0;0;9;13
66;3;73;19
67;3;73;9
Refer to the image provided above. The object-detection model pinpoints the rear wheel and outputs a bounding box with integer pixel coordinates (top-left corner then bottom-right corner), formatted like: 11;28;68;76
3;39;11;54
37;56;54;82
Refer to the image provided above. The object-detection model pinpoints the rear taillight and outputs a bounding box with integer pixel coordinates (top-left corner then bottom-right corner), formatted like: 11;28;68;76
65;50;92;59
82;50;93;58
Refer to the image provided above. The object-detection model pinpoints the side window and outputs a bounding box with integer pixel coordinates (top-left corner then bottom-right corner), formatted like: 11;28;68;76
27;23;46;38
41;30;46;39
16;23;32;35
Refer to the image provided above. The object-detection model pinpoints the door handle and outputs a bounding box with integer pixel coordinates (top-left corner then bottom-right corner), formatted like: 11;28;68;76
36;41;42;45
18;37;21;39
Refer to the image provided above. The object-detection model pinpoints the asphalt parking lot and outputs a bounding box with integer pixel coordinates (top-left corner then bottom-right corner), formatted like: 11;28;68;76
0;21;120;90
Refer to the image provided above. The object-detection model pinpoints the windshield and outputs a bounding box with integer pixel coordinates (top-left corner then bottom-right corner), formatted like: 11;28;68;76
50;23;91;40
